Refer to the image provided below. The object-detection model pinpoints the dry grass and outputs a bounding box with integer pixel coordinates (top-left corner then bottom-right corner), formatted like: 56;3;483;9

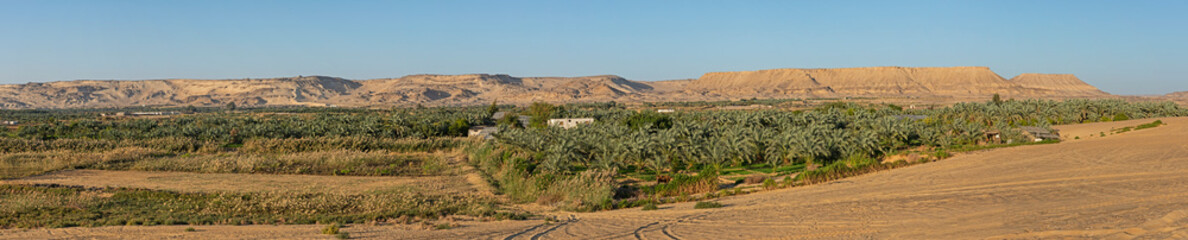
0;147;166;179
124;150;448;176
1;148;449;179
0;184;516;228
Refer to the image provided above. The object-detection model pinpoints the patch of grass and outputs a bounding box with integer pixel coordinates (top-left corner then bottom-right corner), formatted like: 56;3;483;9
0;147;166;179
641;168;719;198
184;227;196;232
335;232;351;239
693;201;723;209
641;202;658;211
125;150;447;176
467;143;616;212
1112;120;1164;134
434;223;453;230
762;178;777;190
240;137;461;154
1136;120;1163;130
322;224;340;234
0;184;510;228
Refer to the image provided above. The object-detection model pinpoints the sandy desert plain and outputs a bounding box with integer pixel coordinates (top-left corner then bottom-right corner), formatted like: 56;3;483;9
2;68;1188;240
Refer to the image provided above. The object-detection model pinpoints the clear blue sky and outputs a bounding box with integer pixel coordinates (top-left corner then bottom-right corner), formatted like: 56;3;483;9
1;1;1185;95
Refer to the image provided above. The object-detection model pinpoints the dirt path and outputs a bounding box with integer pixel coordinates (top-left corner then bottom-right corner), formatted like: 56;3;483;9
6;117;1188;239
0;170;476;195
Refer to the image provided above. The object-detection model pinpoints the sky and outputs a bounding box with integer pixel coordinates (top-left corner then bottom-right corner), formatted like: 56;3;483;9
1;1;1185;95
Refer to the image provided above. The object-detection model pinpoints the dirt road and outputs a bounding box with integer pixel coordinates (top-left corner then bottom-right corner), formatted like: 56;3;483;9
5;117;1188;239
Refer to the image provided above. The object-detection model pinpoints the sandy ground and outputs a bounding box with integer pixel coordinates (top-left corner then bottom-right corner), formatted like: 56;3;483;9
5;117;1188;239
1054;117;1168;141
0;170;475;195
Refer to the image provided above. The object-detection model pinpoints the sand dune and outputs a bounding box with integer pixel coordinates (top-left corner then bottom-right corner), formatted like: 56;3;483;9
7;117;1188;239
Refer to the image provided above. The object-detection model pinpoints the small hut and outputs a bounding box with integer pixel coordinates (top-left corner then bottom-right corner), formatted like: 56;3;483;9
1019;126;1060;142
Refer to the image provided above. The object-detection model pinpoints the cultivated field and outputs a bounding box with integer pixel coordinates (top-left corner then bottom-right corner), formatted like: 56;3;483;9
5;117;1186;239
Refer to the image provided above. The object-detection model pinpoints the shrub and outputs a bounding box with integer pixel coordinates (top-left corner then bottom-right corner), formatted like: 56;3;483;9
322;224;340;234
762;178;777;190
335;232;351;239
641;203;658;211
642;168;720;198
185;227;196;232
1135;120;1163;130
693;201;723;209
1113;113;1130;121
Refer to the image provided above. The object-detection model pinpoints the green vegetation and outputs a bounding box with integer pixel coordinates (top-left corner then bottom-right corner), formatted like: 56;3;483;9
1;98;1185;229
641;202;658;211
1;148;448;179
693;201;724;209
477;99;1186;210
0;184;504;228
1113;120;1164;134
322;224;340;234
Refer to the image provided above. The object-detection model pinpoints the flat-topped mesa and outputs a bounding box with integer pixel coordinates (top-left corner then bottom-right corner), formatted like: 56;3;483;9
0;67;1122;109
1009;73;1108;96
688;66;1018;97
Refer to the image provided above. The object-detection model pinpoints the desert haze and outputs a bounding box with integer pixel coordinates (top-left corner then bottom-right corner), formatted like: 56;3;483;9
0;66;1123;109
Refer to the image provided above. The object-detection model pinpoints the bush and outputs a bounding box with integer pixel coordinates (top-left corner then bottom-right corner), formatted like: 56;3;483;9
693;201;723;209
1135;120;1163;130
641;203;658;211
762;178;777;190
322;224;340;234
1113;113;1130;121
642;168;720;198
335;232;351;239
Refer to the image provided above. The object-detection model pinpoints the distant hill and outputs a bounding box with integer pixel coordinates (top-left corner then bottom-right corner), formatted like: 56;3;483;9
0;67;1124;109
1009;73;1108;96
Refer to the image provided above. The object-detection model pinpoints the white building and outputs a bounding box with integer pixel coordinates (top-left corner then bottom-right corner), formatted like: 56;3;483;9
656;109;675;113
548;118;595;129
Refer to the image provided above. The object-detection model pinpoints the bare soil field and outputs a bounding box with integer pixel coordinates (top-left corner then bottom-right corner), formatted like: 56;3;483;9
0;169;476;195
5;117;1188;239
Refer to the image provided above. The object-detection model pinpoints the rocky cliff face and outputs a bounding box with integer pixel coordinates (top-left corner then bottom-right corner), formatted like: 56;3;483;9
1009;73;1109;96
0;76;360;108
0;74;654;108
687;66;1023;97
0;67;1124;109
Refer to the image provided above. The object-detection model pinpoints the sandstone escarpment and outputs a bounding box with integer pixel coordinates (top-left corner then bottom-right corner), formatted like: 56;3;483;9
687;67;1026;97
0;66;1129;109
1009;73;1108;96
